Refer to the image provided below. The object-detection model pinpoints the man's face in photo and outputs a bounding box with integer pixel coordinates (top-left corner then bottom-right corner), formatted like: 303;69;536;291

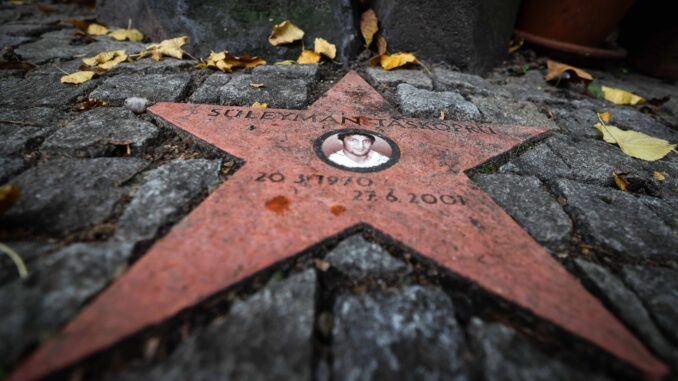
343;134;373;157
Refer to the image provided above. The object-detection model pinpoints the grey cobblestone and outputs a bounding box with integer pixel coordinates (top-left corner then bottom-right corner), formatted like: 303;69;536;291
499;142;573;180
0;156;27;183
433;67;508;97
252;64;319;79
90;74;192;104
0;75;99;108
470;95;557;128
15;32;145;64
0;107;62;155
397;83;481;120
366;67;433;89
325;234;408;279
189;73;231;104
217;73;314;109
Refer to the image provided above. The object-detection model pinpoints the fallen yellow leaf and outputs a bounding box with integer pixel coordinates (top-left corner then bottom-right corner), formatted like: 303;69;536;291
508;38;524;54
251;102;268;109
206;51;266;72
593;123;676;161
147;36;188;61
109;28;144;42
268;20;304;46
601;86;645;105
314;37;336;59
274;60;295;65
86;23;109;35
544;60;593;82
297;49;320;64
250;83;265;88
61;71;96;84
612;172;628;191
597;111;611;123
376;34;387;56
378;52;417;70
82;50;127;70
652;171;666;181
439;111;445;120
360;9;378;48
0;184;20;214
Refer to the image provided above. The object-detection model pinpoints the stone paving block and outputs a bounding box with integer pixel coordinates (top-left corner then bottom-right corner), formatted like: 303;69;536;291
15;33;145;63
217;73;313;109
109;58;197;75
0;22;57;37
0;75;99;108
89;74;192;104
41;107;159;158
473;174;572;251
114;159;221;244
574;259;678;366
0;241;134;370
552;179;678;261
433;68;507;96
0;34;33;48
0;107;62;155
188;73;231;104
252;64;319;79
0;158;148;233
0;241;52;286
638;196;678;232
470;95;557;129
108;269;317;381
621;266;678;346
396;83;481;120
24;59;83;77
546;135;648;186
468;318;612;381
325;234;408;279
365;67;433;89
0;156;27;183
499;143;573;180
332;285;468;380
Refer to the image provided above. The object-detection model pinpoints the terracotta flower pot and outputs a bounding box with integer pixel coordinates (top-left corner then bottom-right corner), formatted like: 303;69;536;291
514;0;635;64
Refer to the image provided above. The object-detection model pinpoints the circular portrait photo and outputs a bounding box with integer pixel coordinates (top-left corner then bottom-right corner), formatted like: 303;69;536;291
315;129;400;172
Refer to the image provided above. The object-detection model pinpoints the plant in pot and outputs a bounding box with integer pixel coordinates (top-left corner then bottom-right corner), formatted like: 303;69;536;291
514;0;635;65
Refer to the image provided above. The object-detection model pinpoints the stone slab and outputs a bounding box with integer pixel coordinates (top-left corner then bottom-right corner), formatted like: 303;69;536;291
397;83;481;120
41;107;159;158
474;174;572;250
0;157;27;183
325;234;408;279
433;68;508;97
365;67;433;90
11;71;667;381
217;73;314;109
0;107;61;156
89;74;191;104
188;73;231;104
0;75;98;108
333;286;468;380
0;158;148;233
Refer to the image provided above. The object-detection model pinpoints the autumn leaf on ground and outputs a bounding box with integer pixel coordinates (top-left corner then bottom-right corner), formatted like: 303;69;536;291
612;171;628;191
268;20;304;46
0;61;35;71
86;23;110;35
652;171;666;181
147;36;188;61
601;86;645;105
376;34;387;55
0;184;19;215
508;38;524;54
110;28;144;42
206;51;265;72
72;98;108;112
597;111;611;123
274;60;295;65
249;83;265;88
297;49;320;64
82;50;128;70
63;18;90;31
544;60;593;82
360;9;378;48
251;102;268;108
369;52;417;70
314;38;336;59
61;70;96;84
593;123;676;161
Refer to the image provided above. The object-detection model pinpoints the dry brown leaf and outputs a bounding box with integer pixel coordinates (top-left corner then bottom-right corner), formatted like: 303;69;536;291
545;60;593;82
379;52;417;70
314;37;336;59
314;259;331;272
206;51;266;72
652;171;666;181
63;18;90;31
86;23;110;36
368;55;382;66
360;9;378;48
37;4;56;14
110;28;144;42
297;49;320;64
597;111;611;123
0;184;20;215
268;20;304;46
251;102;268;109
612;171;628;191
147;36;188;61
0;61;35;71
376;34;387;56
82;50;128;70
601;86;645;105
61;71;96;84
439;111;445;120
72;98;108;112
249;83;265;88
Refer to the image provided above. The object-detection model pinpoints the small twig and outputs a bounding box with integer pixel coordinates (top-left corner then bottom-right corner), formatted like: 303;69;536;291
417;58;432;77
0;119;35;126
0;242;28;279
182;50;198;61
596;113;620;144
52;64;70;75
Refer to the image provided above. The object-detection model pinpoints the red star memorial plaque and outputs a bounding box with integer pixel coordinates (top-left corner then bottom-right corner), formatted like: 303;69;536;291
11;71;667;380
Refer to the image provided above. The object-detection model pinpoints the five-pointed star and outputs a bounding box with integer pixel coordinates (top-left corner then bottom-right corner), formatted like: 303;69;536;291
11;71;666;380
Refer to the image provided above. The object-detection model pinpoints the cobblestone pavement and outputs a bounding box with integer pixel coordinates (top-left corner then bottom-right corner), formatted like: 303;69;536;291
1;3;677;381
